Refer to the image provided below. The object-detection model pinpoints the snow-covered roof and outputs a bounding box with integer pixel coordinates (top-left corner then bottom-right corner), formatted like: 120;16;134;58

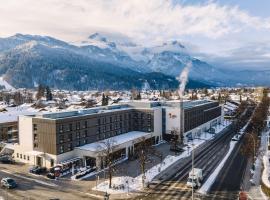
0;104;39;123
76;131;151;152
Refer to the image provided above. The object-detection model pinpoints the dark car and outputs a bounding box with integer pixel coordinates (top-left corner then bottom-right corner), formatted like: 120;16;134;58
1;178;17;189
29;166;47;174
46;172;56;179
0;155;15;164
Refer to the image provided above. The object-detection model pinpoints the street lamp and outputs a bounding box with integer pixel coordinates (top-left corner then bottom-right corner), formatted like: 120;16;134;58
191;142;195;200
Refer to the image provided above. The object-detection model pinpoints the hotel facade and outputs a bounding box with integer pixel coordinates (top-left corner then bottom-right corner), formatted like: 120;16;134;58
13;100;222;169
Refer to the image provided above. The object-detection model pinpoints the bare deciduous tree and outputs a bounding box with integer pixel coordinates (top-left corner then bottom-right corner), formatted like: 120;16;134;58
135;137;162;187
98;138;116;189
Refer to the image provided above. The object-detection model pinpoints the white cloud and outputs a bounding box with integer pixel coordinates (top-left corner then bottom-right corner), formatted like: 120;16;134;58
0;0;270;44
1;0;270;70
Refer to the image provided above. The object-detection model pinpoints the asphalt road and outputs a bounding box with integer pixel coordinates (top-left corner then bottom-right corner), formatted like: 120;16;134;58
136;124;236;200
0;169;97;200
207;132;249;200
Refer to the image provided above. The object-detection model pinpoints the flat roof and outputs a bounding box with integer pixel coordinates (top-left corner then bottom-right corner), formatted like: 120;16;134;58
21;100;217;120
37;104;131;120
76;131;151;152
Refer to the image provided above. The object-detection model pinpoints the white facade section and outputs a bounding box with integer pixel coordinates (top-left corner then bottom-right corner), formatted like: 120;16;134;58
165;107;181;133
153;108;162;139
18;116;33;151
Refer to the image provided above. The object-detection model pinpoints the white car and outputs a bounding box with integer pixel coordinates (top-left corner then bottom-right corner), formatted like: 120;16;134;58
231;134;240;141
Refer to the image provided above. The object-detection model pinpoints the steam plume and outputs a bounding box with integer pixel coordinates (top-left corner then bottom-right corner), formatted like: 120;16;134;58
178;62;192;98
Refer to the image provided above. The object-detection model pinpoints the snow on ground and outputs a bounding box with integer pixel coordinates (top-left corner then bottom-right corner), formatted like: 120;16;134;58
262;154;270;188
93;123;231;194
0;77;15;90
198;141;237;194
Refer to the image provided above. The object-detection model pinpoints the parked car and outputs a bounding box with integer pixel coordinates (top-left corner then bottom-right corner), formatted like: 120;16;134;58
1;177;17;189
29;166;47;174
46;172;56;179
231;134;240;141
0;155;15;164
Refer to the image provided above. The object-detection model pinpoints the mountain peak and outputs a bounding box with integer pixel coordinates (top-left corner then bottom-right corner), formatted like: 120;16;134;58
88;33;107;42
162;40;185;49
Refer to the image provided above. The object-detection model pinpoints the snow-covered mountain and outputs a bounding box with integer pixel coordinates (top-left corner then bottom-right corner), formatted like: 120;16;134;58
85;33;270;86
1;32;269;89
0;33;212;90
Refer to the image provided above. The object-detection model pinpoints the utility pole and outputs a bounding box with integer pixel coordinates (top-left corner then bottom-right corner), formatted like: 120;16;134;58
192;142;194;200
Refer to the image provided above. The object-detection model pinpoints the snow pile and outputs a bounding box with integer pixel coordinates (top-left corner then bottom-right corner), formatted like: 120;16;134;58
198;141;237;194
262;154;270;188
94;152;192;194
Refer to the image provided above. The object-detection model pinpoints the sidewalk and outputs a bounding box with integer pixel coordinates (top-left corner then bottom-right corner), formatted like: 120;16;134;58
246;129;269;200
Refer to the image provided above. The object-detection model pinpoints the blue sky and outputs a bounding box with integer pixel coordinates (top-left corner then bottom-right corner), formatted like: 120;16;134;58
179;0;270;17
0;0;270;71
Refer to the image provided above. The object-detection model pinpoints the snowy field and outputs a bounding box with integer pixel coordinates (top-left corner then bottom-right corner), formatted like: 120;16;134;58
93;122;231;194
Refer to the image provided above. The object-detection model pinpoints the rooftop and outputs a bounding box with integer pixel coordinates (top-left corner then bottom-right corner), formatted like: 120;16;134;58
20;100;217;120
76;131;151;152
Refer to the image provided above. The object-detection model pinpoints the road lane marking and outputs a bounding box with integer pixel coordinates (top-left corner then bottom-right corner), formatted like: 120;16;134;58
1;169;57;187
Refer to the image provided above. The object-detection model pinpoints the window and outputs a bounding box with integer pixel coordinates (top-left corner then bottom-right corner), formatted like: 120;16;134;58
20;154;22;159
50;159;54;167
60;145;64;153
33;124;37;131
84;121;87;128
76;132;80;139
110;117;112;123
84;130;87;137
120;115;122;121
59;135;64;144
68;133;72;141
60;124;64;133
23;155;26;160
76;122;80;130
27;156;30;161
69;124;72;131
97;118;101;125
34;133;38;141
17;153;19;158
68;143;73;151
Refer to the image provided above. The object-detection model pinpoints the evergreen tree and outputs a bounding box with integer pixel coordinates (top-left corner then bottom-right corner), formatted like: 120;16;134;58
218;93;222;103
46;86;53;101
137;92;141;100
36;84;45;100
102;93;108;106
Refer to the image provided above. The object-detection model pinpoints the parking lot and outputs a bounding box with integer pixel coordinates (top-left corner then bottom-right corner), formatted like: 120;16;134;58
0;142;180;199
